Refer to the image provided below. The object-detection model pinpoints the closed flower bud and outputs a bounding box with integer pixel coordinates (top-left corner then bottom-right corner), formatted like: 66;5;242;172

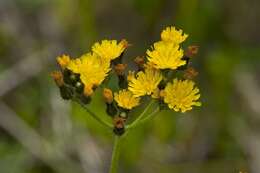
185;45;199;58
183;67;198;79
83;85;94;97
114;64;127;76
51;71;64;87
134;56;145;70
103;88;113;103
113;116;126;136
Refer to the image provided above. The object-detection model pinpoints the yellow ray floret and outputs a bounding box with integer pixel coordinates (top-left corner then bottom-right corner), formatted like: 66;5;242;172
128;68;162;97
92;39;128;61
79;53;110;88
163;79;201;113
67;58;82;74
161;26;188;45
114;89;140;110
147;41;186;70
57;55;71;69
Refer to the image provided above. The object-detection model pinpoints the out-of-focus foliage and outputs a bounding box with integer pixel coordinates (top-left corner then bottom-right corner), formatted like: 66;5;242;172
0;0;259;173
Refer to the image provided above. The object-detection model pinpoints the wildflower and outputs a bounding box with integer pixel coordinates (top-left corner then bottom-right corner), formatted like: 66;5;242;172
79;53;110;89
151;87;160;99
57;55;71;69
146;41;185;70
114;90;140;110
161;26;188;45
92;39;128;61
67;58;82;74
103;88;113;103
163;79;201;113
128;68;162;97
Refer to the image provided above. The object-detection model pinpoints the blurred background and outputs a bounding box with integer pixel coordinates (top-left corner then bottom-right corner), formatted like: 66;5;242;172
0;0;259;173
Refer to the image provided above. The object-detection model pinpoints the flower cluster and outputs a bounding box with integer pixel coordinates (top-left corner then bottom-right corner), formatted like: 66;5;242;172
52;26;201;135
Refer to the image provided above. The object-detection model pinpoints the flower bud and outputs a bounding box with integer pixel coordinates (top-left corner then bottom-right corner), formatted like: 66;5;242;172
134;56;145;70
51;71;64;87
113;116;126;136
183;67;198;79
83;85;94;97
56;55;70;69
103;88;113;103
185;45;199;58
114;64;127;76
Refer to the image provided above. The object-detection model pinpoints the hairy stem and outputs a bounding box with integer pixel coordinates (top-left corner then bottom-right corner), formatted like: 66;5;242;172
109;136;122;173
129;107;159;129
75;99;113;129
126;99;155;130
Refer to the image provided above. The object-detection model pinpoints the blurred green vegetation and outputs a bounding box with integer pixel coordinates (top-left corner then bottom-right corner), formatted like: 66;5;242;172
0;0;259;173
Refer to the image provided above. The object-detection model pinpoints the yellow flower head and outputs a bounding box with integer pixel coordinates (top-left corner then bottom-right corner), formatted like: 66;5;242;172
57;55;71;69
147;41;185;70
161;26;188;45
163;79;201;113
92;39;128;61
128;68;162;97
114;89;140;110
79;53;110;88
67;58;82;74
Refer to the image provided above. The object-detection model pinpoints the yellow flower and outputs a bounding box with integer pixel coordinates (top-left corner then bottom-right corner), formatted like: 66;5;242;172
79;53;110;89
92;39;128;61
127;71;135;81
161;26;188;45
57;55;71;69
163;79;201;113
128;68;162;97
147;41;185;70
67;58;82;74
114;89;140;110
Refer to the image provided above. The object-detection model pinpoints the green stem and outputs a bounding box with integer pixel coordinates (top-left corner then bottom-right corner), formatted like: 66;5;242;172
75;100;113;129
129;107;159;129
126;100;155;130
109;136;122;173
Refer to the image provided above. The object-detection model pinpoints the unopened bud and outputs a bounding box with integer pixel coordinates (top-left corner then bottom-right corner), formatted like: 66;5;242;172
114;64;127;76
83;85;94;97
51;71;64;87
113;116;126;136
185;45;199;58
183;67;198;79
57;55;70;69
134;56;145;69
103;88;113;103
